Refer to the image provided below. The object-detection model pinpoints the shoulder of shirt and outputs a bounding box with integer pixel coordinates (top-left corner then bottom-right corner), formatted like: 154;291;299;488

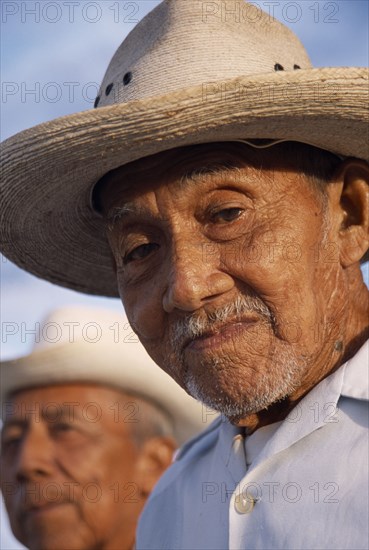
140;416;223;501
174;414;223;461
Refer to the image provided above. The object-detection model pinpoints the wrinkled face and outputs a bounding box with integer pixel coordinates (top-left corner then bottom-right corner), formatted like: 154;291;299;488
101;143;345;421
0;384;143;550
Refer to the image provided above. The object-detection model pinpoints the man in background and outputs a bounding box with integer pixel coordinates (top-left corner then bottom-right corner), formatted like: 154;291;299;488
0;306;211;550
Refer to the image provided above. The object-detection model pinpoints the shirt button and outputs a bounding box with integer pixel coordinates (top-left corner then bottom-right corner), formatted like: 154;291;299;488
234;493;255;514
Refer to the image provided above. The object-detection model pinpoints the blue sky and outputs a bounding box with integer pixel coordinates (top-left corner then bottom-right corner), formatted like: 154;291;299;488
1;1;368;548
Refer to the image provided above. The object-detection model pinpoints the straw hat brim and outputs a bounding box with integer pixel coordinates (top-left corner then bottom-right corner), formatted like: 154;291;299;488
0;340;212;445
1;68;368;297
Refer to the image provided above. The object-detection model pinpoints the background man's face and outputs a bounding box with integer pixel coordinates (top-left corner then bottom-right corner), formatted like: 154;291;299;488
102;143;347;422
0;384;144;550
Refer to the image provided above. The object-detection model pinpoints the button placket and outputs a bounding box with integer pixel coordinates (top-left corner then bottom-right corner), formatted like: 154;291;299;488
229;434;257;514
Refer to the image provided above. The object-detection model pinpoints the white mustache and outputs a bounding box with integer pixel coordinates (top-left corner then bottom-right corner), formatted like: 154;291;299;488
171;294;272;349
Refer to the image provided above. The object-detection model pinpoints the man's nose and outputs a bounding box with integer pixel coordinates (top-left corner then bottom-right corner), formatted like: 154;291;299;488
15;428;54;482
162;240;234;313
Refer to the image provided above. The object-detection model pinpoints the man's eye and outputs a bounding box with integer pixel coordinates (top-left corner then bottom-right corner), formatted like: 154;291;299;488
52;423;84;439
52;423;74;434
124;243;159;264
210;207;243;223
1;428;24;451
51;423;86;443
1;436;22;450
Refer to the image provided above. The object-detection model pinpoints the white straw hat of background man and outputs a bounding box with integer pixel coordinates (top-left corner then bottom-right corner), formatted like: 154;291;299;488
1;0;368;296
0;306;214;444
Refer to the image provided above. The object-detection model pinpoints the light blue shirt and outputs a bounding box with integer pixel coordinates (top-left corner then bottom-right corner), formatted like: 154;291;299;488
137;341;369;549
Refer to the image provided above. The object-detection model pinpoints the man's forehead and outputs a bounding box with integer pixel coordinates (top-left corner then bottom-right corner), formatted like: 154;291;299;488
114;142;251;178
103;143;248;184
95;141;280;213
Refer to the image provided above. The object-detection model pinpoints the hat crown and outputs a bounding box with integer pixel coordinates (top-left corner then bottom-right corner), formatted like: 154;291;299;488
34;306;127;350
1;305;214;443
96;0;311;107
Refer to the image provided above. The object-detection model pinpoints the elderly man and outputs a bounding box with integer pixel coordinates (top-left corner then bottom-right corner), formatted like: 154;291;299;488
0;306;210;550
1;1;368;549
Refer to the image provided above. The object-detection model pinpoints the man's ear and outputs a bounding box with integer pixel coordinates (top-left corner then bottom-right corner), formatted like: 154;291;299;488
134;436;177;497
330;159;369;267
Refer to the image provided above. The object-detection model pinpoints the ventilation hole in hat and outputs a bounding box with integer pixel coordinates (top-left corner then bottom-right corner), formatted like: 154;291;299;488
105;83;114;96
274;63;284;71
294;64;301;70
123;72;132;86
94;96;100;108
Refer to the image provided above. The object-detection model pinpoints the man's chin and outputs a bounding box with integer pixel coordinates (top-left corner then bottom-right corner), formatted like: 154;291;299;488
25;534;85;550
182;348;308;423
185;377;267;421
184;367;299;424
21;517;89;550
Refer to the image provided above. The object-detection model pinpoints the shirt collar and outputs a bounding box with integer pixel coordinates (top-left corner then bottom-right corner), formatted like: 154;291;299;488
220;339;369;473
340;339;369;400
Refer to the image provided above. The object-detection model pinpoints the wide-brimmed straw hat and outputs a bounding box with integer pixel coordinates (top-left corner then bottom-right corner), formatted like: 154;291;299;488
0;306;214;445
1;0;368;296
